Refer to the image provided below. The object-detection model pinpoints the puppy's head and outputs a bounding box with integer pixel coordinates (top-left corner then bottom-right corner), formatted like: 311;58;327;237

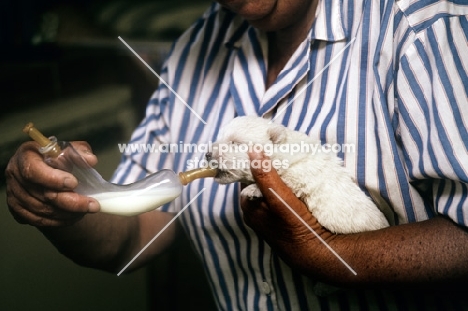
207;116;287;184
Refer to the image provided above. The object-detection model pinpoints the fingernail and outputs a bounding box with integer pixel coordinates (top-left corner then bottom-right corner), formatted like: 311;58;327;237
63;177;76;189
44;191;58;200
88;200;100;213
248;151;263;159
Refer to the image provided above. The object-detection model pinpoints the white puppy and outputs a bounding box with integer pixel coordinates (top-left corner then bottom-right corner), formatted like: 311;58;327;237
208;116;389;234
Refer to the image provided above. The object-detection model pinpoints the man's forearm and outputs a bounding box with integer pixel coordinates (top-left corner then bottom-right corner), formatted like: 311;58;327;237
293;216;468;289
39;210;178;273
243;152;468;290
39;213;140;273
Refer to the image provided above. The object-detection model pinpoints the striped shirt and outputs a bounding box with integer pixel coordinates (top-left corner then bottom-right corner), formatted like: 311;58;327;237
112;0;468;310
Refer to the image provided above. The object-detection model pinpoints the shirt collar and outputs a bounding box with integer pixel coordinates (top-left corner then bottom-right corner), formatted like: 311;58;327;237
309;0;348;42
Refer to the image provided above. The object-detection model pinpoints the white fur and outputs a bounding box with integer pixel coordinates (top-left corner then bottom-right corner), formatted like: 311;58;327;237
209;116;389;234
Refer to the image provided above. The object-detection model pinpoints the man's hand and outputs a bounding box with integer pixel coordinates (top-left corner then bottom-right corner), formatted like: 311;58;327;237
240;152;344;274
5;141;100;227
240;152;468;290
5;140;176;273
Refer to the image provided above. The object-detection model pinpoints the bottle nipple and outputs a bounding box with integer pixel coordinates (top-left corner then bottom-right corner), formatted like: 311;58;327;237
178;167;218;185
23;122;62;157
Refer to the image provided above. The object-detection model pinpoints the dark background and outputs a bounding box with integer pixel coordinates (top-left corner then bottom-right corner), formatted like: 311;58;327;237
0;0;217;310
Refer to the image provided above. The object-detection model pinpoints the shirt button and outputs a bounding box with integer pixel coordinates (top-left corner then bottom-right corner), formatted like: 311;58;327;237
262;281;271;295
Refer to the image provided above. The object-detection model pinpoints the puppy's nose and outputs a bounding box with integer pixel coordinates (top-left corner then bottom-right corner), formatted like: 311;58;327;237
205;152;212;161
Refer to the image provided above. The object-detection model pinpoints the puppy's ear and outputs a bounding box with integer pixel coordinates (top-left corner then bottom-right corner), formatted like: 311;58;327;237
268;123;287;144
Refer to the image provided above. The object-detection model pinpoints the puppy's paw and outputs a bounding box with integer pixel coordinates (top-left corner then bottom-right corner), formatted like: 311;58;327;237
241;184;263;200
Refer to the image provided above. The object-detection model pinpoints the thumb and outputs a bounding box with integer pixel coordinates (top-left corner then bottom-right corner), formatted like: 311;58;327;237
248;152;308;216
70;141;98;167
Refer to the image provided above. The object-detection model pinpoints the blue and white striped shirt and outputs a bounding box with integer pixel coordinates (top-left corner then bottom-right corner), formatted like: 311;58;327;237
113;0;468;309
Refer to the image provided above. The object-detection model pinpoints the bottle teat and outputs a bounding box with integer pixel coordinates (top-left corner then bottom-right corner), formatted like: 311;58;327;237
23;122;62;157
178;167;218;185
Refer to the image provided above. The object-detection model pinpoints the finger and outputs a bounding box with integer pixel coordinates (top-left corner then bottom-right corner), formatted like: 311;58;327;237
9;142;78;191
8;172;99;215
43;190;100;213
239;196;270;229
70;141;98;167
6;187;86;226
8;197;81;227
240;195;268;212
53;141;97;171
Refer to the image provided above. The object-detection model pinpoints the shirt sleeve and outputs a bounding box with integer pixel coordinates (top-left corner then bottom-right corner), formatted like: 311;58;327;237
396;14;468;226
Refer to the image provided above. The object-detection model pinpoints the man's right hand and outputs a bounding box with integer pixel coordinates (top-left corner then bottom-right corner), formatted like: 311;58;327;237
5;141;101;227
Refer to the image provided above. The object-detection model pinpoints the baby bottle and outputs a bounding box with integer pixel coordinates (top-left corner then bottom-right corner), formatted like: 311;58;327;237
23;123;217;216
